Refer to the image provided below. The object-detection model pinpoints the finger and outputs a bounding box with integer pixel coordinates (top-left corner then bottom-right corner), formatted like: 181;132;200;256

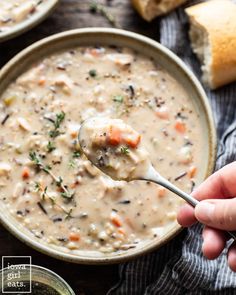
192;162;236;201
177;162;236;228
195;198;236;231
202;226;226;260
228;243;236;272
177;204;196;227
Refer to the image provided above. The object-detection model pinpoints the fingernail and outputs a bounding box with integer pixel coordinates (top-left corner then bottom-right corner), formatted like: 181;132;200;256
195;202;215;223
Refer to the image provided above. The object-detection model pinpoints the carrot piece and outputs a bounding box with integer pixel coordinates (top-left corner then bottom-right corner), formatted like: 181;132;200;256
38;76;46;86
188;166;197;178
111;213;122;227
70;131;78;139
157;187;167;198
108;126;121;146
69;233;80;242
174;120;186;133
124;134;141;148
22;167;30;179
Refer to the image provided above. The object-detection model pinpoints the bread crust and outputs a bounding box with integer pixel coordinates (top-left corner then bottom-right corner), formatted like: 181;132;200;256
186;0;236;89
132;0;187;21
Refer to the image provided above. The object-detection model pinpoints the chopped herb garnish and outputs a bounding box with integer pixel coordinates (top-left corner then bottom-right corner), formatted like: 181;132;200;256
61;191;74;199
120;146;129;155
113;95;124;103
72;151;81;158
29;151;51;174
65;208;73;220
47;141;56;153
56;176;63;187
68;159;76;169
49;111;65;138
89;69;97;78
41;187;48;200
34;182;48;201
34;182;41;192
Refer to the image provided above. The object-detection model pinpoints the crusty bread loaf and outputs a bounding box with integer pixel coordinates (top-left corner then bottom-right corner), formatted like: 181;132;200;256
186;0;236;90
132;0;187;21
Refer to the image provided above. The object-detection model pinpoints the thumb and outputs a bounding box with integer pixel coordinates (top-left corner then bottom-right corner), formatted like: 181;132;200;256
195;198;236;231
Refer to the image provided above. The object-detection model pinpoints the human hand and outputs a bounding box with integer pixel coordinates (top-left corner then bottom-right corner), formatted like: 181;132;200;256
177;162;236;271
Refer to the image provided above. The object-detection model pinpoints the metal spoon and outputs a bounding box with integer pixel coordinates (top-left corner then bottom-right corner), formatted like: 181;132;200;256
79;118;236;240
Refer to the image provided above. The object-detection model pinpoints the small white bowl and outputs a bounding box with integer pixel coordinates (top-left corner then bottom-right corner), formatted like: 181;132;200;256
0;0;59;43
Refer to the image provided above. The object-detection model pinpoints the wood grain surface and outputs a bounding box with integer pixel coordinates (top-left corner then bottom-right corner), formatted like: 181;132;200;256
0;1;160;294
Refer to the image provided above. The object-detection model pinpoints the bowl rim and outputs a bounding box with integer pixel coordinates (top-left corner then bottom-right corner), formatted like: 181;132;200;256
0;27;217;264
0;0;59;43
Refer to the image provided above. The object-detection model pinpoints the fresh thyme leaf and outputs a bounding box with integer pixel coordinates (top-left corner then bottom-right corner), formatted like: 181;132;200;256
72;151;81;158
49;111;65;138
41;186;48;200
120;146;129;155
55;111;65;129
65;208;73;220
61;191;74;199
49;197;56;205
42;164;52;174
56;176;63;187
34;182;48;201
49;129;61;138
47;141;56;152
29;151;41;165
113;95;124;103
34;182;41;192
89;69;97;78
68;159;76;169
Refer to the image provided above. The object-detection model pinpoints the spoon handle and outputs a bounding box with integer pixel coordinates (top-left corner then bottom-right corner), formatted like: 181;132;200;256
157;175;199;207
146;169;236;240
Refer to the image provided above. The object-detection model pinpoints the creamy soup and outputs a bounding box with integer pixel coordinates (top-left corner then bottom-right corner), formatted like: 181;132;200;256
79;117;150;181
0;46;203;254
0;0;46;32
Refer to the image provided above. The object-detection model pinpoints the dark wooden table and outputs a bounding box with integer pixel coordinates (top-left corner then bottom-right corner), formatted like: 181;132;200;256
0;1;160;294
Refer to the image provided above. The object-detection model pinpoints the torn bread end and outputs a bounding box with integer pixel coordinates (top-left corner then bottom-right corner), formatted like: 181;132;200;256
132;0;187;22
188;19;213;89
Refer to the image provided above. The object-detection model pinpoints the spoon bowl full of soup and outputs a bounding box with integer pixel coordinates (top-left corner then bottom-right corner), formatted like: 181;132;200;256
0;28;216;264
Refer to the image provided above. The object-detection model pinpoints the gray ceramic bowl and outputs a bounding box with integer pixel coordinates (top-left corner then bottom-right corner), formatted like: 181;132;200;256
0;0;59;43
0;28;217;264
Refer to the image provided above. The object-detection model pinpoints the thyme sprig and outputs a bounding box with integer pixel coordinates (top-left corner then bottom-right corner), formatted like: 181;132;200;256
34;182;48;200
29;151;52;173
34;182;73;219
89;1;118;27
29;151;74;200
49;111;65;138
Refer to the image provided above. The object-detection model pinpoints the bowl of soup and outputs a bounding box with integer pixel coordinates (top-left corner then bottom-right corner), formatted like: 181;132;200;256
0;28;216;264
0;0;58;42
